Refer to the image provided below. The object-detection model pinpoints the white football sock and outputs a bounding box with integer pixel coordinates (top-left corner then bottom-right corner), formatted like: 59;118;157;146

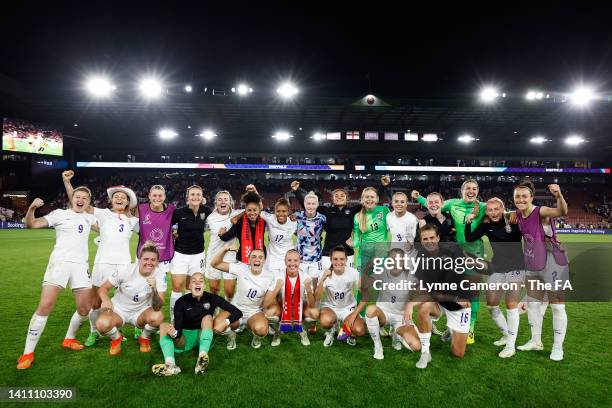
418;332;431;354
551;304;567;348
526;301;543;344
170;291;182;323
488;305;508;336
89;308;101;332
365;316;382;347
24;313;48;354
104;326;120;340
65;311;89;339
506;308;519;349
141;324;156;339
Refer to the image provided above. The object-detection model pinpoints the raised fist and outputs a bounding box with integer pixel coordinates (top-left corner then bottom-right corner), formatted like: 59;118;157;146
548;184;561;198
290;181;300;191
62;170;74;181
411;190;420;200
381;176;390;186
30;198;44;209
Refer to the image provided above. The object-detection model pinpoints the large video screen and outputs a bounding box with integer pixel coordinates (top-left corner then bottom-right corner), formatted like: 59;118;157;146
2;117;63;156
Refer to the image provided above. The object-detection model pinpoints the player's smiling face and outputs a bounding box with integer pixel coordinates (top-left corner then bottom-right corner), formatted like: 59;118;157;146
275;204;289;224
215;193;232;215
331;250;347;272
139;251;159;275
426;195;442;215
513;187;533;211
245;202;261;222
190;273;205;297
462;182;478;203
111;191;129;211
248;249;266;273
332;190;347;207
392;193;407;214
149;188;166;207
284;251;300;276
187;187;203;207
486;202;503;222
71;191;91;213
361;190;378;210
304;197;318;216
420;229;440;252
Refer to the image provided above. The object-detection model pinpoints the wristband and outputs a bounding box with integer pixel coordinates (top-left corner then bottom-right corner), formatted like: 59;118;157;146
224;318;231;326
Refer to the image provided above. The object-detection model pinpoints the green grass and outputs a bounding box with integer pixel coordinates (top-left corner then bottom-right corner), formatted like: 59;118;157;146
1;229;611;407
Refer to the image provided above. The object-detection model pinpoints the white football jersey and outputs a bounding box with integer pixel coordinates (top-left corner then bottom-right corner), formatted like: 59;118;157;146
109;262;167;313
386;211;419;244
205;209;243;265
93;208;139;265
228;262;274;314
260;211;297;263
376;268;417;315
321;267;360;309
44;209;97;263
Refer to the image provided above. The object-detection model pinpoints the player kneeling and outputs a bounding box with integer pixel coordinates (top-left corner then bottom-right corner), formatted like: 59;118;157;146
408;225;475;369
152;272;243;376
263;250;318;347
363;248;420;360
212;243;275;350
96;242;166;355
316;246;365;347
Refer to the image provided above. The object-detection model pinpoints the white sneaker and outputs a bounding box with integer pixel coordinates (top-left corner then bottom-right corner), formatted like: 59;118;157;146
498;347;516;359
226;331;237;351
299;331;310;346
251;334;262;349
271;332;281;347
373;344;384;360
391;333;402;351
493;336;508;347
379;326;390;337
517;340;544;351
550;346;564;361
416;352;432;369
323;329;335;347
194;352;209;375
347;337;357;346
152;363;181;377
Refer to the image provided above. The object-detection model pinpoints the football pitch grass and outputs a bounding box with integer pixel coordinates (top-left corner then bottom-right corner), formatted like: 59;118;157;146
1;229;611;407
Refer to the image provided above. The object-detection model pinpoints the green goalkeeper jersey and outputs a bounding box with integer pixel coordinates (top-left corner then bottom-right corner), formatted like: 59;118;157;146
353;205;390;249
417;195;486;256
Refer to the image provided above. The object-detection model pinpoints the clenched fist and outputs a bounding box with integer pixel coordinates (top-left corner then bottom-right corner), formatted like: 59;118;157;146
30;198;44;209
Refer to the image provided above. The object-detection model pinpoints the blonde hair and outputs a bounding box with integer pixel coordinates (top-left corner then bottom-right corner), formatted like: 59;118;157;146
149;185;165;193
73;186;92;199
214;190;234;210
486;197;505;211
304;191;319;205
358;187;379;233
139;240;160;259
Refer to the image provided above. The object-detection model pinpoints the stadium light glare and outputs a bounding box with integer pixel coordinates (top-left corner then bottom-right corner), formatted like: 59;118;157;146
479;86;500;103
458;134;477;144
272;131;293;141
569;86;597;107
422;133;438;142
158;128;178;139
199;129;217;140
565;135;585;146
312;132;325;141
529;135;548;144
85;76;115;97
525;90;545;101
276;82;299;99
184;85;193;93
139;77;163;99
232;83;253;95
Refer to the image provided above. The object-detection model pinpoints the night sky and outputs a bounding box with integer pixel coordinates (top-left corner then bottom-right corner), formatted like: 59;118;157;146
3;3;612;98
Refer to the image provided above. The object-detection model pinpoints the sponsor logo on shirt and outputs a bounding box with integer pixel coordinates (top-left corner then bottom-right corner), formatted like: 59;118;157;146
143;214;152;225
203;302;211;310
377;213;383;220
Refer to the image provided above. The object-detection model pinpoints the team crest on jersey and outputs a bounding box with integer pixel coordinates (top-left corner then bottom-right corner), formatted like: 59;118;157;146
150;228;164;241
200;213;206;220
203;302;211;310
376;213;383;220
345;209;350;215
143;214;152;225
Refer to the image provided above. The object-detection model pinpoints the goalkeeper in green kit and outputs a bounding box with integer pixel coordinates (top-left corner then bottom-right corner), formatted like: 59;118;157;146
413;179;487;344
